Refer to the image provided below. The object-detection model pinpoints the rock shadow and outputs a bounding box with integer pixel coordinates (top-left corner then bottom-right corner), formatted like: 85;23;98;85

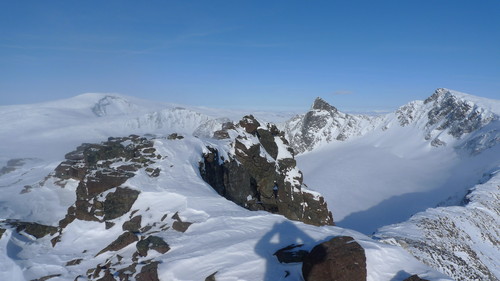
255;220;315;281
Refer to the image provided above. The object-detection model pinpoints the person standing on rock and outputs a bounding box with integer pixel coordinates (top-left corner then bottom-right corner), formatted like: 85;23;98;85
273;181;279;199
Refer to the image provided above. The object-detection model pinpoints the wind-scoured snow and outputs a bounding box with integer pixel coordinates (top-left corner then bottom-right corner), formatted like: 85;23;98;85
375;169;500;280
0;92;460;280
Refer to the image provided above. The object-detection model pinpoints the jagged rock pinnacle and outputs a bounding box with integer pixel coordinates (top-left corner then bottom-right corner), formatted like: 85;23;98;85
312;97;338;112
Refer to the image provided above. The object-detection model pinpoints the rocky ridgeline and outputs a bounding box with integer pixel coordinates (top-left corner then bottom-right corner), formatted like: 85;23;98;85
200;115;334;226
396;88;499;150
0;135;198;281
376;170;500;281
286;89;499;154
284;98;375;154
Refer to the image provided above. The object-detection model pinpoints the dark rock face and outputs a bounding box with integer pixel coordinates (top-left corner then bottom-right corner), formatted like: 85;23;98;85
284;98;366;154
312;97;338;112
274;244;309;263
0;228;5;239
6;221;58;239
96;231;139;256
53;136;159;231
123;215;142;232
103;187;140;221
200;116;334;226
302;236;366;281
135;261;160;281
403;275;430;281
136;236;170;256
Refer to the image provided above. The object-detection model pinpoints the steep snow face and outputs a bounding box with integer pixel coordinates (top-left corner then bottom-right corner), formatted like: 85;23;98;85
375;169;500;281
284;98;382;154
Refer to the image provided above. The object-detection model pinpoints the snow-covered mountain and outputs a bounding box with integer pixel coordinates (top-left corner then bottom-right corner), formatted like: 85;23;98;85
0;89;498;280
375;169;500;281
287;88;500;280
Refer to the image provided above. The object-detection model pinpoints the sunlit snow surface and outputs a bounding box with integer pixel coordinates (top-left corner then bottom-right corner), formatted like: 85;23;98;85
1;91;496;280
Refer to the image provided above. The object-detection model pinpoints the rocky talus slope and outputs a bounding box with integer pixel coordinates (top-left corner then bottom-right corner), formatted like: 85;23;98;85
375;169;500;281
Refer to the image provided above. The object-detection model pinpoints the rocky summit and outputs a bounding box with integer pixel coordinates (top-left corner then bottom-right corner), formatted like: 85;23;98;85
200;115;334;226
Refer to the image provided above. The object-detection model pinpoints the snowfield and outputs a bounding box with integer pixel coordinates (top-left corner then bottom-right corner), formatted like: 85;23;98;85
0;89;498;280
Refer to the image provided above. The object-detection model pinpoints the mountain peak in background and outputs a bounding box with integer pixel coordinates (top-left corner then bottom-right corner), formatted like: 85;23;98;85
0;88;498;280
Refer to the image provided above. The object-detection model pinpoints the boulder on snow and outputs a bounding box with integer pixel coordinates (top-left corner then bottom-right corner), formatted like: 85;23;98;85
403;275;430;281
135;261;160;281
96;231;138;256
122;215;142;232
7;221;58;239
136;235;170;256
302;236;366;281
274;244;309;263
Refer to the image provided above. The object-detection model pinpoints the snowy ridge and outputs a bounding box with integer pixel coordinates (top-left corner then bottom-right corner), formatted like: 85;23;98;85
286;88;499;155
0;134;452;281
375;168;500;280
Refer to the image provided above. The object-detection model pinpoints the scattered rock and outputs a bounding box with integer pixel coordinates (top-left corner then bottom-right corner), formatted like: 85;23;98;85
136;236;170;256
96;231;138;256
403;275;430;281
302;236;366;281
103;187;140;221
274;244;309;263
205;271;218;281
171;212;192;233
8;221;58;239
66;258;82;266
123;215;142;232
30;274;62;281
167;133;184;140
135;261;160;281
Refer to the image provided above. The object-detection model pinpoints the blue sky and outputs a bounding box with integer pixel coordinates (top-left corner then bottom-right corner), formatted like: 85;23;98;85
1;0;499;111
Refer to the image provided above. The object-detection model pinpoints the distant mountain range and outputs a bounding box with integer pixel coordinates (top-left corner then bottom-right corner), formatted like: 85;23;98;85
0;88;497;280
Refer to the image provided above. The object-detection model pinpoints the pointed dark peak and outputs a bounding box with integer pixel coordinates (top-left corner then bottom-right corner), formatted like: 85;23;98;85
312;97;338;112
424;88;452;104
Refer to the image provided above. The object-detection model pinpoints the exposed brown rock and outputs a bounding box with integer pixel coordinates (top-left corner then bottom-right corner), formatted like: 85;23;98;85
135;261;160;281
103;187;140;221
96;231;138;256
302;236;366;281
136;236;170;257
8;221;58;239
205;272;218;281
123;215;142;232
274;244;309;263
66;258;82;266
403;275;430;281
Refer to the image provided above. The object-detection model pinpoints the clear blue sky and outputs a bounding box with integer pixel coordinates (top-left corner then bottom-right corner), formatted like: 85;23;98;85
1;0;499;111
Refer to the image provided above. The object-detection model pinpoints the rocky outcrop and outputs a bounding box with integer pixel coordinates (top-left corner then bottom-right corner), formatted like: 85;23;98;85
274;244;309;263
4;220;57;239
200;115;334;226
54;135;159;229
302;236;366;281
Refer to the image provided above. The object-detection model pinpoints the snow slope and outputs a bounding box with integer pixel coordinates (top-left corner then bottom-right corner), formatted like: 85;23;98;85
0;93;454;280
294;89;500;234
0;135;451;281
375;168;500;280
